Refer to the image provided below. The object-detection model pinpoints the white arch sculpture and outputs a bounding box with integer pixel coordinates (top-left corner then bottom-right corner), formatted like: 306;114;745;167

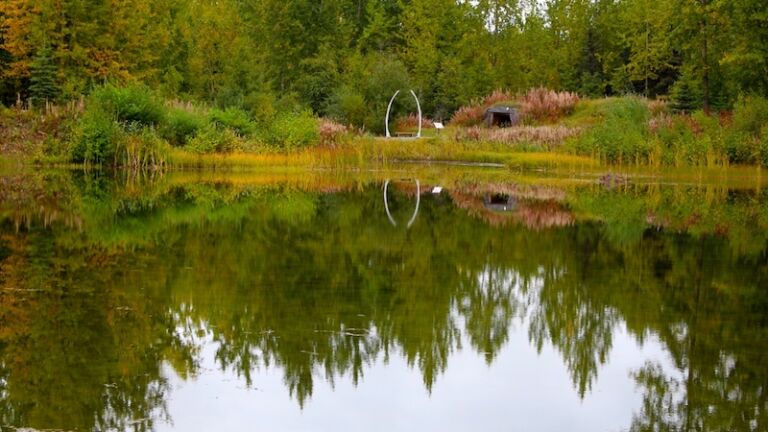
385;90;422;138
383;179;421;229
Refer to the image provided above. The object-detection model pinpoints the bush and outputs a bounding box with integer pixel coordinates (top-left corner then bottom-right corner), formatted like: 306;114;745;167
760;126;768;167
90;84;165;126
265;110;319;149
718;96;768;165
186;124;240;154
731;95;768;137
575;97;650;163
70;109;123;164
208;107;257;137
326;86;368;128
162;108;206;146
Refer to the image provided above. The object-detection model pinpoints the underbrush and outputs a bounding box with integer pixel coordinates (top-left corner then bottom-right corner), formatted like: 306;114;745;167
449;88;579;127
37;84;349;168
568;95;768;168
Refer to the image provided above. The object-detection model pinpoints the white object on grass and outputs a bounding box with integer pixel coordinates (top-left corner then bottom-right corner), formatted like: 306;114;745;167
385;90;422;138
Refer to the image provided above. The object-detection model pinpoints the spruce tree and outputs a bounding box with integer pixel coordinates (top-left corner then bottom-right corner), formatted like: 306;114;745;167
28;46;58;107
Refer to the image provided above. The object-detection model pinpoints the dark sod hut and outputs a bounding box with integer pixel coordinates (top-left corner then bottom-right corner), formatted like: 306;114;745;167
484;106;518;127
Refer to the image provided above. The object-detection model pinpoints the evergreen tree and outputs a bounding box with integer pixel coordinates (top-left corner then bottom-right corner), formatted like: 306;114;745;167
28;45;57;106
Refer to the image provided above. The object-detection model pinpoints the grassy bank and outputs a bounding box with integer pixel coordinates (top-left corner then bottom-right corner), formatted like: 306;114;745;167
3;85;768;173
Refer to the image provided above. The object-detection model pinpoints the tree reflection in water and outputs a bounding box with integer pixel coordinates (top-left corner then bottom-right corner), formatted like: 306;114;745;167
0;170;766;431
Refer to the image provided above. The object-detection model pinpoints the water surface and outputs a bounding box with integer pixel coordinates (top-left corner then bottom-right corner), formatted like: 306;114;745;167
0;169;766;431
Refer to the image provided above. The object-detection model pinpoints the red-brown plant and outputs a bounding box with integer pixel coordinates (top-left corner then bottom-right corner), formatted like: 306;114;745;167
519;88;579;122
318;118;348;147
449;89;514;126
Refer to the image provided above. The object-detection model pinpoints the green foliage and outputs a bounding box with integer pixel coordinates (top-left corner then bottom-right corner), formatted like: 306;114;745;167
670;72;701;112
326;86;368;128
28;46;58;107
731;95;768;137
575;97;651;163
162;108;206;147
70;109;123;164
761;126;768;167
185;124;240;154
327;54;411;133
722;95;768;164
208;107;257;137
90;84;165;127
264;110;319;149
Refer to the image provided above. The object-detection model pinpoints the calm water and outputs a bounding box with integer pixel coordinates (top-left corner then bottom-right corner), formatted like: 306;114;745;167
0;169;767;431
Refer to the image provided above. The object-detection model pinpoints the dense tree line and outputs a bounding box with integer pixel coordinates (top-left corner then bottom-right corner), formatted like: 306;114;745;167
1;1;767;119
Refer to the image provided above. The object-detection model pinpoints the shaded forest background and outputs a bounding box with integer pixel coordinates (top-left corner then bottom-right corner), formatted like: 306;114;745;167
1;0;767;120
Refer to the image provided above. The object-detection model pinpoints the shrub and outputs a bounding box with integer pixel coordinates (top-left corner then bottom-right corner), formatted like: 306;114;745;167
162;108;207;147
450;104;486;127
186;124;240;154
70;109;123;164
519;88;580;122
719;96;768;165
731;95;768;137
326;86;368;128
265;110;319;149
209;107;257;137
575;97;650;163
90;84;165;126
761;125;768;167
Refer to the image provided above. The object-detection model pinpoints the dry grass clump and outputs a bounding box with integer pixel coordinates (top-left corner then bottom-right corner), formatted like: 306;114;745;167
449;90;514;126
318;118;349;146
648;113;675;134
647;99;668;116
394;113;435;130
455;125;581;147
519;88;580;122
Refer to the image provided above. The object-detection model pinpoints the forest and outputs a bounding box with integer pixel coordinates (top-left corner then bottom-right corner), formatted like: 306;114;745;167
1;0;768;169
2;0;767;116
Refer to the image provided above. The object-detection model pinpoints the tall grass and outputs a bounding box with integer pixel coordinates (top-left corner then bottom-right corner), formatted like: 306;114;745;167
455;125;581;148
519;88;580;122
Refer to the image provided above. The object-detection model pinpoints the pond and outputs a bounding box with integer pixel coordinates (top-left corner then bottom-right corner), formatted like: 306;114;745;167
0;168;766;431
